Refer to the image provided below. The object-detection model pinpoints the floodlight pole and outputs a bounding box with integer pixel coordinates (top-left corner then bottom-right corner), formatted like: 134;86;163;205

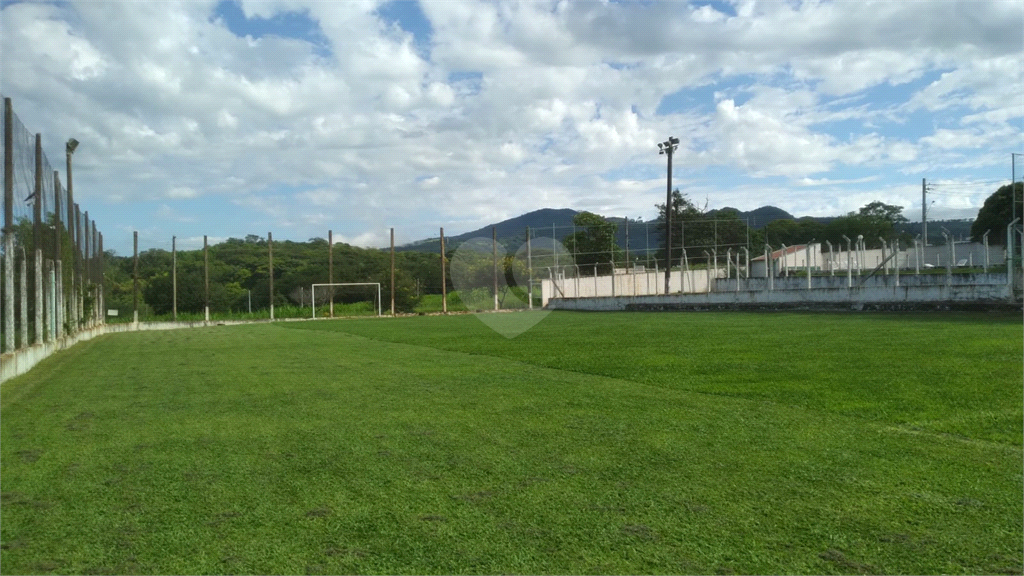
658;136;680;295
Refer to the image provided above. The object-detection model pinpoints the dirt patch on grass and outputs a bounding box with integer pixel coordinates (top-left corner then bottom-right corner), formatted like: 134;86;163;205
621;524;658;541
16;449;41;462
819;548;875;573
65;411;94;431
207;511;242;526
305;506;332;518
452;490;492;503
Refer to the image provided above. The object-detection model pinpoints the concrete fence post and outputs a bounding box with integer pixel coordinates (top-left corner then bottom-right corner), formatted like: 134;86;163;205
879;237;887;275
857;235;864;275
703;251;711;293
894;240;900;287
917;236;925;274
983;231;990;273
842;235;852;289
3;97;14;352
726;248;732;281
805;244;812;289
35;248;43;342
742;247;749;290
46;259;54;341
34;133;43;342
594;264;598;297
19;247;27;348
711;249;717;288
764;245;772;291
735;250;741;292
55;260;63;339
825;241;833;276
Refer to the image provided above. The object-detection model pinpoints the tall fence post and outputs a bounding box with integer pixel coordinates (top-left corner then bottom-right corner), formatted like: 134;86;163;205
805;244;812;290
440;227;447;313
133;231;138;324
98;232;103;323
3;97;14;352
268;232;274;320
203;235;210;321
52;171;63;338
172;236;177;321
390;227;395;316
894;240;900;287
66;148;77;332
46;259;54;340
493;227;498;311
83;212;90;326
91;222;98;325
18;247;26;347
328;229;334;318
526;226;533;309
34;133;43;342
75;203;82;327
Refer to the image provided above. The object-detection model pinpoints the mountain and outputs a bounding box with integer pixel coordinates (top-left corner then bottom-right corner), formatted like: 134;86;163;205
396;208;580;253
710;205;795;228
396;206;979;255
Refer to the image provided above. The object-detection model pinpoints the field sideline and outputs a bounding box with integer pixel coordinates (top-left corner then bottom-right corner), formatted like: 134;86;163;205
1;311;1021;574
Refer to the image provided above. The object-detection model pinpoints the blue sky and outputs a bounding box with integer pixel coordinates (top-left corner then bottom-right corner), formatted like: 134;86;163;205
1;0;1021;255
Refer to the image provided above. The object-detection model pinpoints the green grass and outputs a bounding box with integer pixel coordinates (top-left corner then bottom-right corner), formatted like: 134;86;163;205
1;312;1021;574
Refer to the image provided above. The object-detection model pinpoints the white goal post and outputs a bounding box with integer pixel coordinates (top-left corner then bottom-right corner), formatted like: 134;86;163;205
311;283;382;318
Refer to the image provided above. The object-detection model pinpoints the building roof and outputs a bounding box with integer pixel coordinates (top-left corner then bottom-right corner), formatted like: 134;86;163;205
750;243;815;262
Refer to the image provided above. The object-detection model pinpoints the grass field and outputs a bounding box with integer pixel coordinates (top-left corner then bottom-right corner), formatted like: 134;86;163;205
1;311;1021;574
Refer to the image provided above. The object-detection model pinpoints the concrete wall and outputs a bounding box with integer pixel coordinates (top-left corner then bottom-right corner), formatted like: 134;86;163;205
541;268;724;306
750;243;1006;277
547;279;1015;313
0;318;305;385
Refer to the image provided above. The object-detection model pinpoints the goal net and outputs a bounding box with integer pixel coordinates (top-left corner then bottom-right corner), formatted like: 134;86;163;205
311;283;382;318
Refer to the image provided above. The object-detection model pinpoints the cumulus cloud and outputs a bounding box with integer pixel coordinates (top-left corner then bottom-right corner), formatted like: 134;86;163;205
1;0;1020;252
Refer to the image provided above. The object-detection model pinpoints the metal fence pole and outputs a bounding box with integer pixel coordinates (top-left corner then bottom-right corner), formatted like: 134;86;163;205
204;235;210;321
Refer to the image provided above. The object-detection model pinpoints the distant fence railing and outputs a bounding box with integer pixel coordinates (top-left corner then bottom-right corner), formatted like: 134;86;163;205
1;95;105;354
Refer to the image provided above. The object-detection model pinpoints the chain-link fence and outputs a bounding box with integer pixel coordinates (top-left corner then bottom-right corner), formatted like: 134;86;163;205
2;96;104;354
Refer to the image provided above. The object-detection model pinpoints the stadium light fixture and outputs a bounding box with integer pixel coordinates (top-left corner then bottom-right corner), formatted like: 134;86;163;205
66;138;79;155
658;136;680;294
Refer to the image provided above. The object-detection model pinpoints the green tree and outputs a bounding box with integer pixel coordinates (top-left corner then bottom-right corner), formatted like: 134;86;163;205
562;211;621;274
971;182;1022;245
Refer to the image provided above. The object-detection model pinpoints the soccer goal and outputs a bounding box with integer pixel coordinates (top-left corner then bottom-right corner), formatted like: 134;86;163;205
311;283;382;318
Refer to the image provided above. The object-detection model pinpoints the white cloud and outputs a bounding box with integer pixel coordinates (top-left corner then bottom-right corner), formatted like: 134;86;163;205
1;0;1020;252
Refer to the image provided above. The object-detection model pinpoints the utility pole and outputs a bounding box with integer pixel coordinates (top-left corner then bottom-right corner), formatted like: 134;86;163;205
658;136;680;294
